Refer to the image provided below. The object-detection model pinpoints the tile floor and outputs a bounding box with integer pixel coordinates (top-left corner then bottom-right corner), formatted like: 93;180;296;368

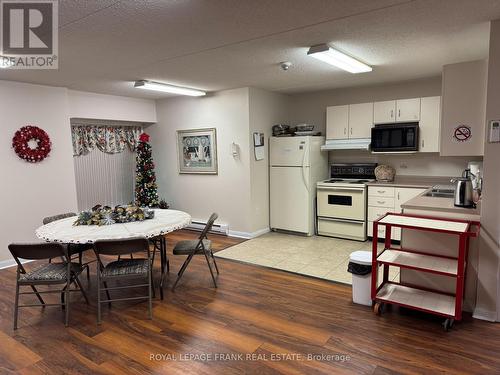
215;232;400;285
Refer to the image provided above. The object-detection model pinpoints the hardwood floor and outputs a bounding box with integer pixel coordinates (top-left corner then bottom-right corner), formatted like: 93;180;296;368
0;229;499;374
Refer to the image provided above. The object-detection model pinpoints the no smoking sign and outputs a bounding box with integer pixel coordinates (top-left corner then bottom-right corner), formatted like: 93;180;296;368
453;125;472;142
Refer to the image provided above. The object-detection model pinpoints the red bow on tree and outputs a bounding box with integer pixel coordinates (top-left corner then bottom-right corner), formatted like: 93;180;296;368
139;133;150;142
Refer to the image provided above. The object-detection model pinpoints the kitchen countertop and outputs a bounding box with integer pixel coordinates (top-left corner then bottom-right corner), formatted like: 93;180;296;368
366;175;453;188
401;190;481;216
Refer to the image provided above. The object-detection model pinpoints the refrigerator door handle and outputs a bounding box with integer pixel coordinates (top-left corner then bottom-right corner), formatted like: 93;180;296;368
301;142;310;192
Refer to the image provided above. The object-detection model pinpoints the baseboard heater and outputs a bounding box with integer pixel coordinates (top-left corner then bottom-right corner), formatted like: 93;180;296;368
187;219;229;236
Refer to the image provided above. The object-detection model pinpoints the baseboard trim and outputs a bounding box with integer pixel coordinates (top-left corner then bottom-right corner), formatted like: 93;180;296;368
473;308;498;322
228;227;270;239
0;258;33;270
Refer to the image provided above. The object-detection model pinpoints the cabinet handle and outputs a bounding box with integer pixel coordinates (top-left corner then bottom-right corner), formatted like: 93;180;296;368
377;200;385;204
422;139;425;148
397;192;400;200
377;190;386;194
344;128;346;135
350;128;352;135
390;109;394;119
398;109;401;118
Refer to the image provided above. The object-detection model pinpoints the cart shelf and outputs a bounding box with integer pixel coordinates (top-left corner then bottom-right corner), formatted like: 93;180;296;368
377;214;470;234
376;284;455;317
377;249;458;277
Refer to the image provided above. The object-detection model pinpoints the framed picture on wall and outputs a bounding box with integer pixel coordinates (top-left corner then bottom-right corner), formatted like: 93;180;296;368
177;128;218;174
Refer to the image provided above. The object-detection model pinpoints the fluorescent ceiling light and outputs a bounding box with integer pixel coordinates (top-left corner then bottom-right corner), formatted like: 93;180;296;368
307;44;372;73
134;80;206;96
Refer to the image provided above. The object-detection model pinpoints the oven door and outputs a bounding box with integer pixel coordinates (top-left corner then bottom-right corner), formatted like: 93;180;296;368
317;186;366;221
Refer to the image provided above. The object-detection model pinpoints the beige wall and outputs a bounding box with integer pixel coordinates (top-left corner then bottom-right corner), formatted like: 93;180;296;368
248;88;290;233
289;76;442;134
68;90;157;123
327;151;481;177
0;81;78;264
150;88;254;235
475;20;500;321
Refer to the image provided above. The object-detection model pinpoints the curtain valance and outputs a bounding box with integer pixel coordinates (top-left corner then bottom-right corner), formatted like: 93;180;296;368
72;125;143;156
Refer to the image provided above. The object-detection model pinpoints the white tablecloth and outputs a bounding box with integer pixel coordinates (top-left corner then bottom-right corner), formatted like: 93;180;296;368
35;209;192;244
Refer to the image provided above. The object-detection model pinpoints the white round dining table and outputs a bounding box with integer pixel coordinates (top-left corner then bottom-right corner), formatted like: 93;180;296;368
35;209;191;300
35;209;191;244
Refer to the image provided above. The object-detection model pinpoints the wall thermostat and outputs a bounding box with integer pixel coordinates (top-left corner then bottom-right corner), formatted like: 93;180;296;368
489;120;500;143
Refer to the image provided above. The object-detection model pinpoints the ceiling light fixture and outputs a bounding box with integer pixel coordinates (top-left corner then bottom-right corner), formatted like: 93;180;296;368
307;44;372;73
134;80;206;96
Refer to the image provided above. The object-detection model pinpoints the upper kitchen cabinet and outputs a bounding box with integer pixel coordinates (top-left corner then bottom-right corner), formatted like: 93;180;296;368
326;105;349;140
419;96;441;153
396;98;421;122
348;102;374;138
440;60;487;156
373;100;396;124
374;98;421;124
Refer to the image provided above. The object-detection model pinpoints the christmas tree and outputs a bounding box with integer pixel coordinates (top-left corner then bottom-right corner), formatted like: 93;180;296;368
135;133;159;207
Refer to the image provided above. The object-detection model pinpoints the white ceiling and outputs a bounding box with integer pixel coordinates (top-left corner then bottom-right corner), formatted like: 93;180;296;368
1;0;499;98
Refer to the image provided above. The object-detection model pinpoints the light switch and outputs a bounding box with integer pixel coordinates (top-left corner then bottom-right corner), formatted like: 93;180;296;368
489;120;500;143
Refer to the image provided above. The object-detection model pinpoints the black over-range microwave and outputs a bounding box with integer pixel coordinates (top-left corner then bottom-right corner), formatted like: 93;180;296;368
371;122;419;152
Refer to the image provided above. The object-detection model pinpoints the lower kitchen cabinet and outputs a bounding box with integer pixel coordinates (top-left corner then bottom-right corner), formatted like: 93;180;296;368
368;186;426;241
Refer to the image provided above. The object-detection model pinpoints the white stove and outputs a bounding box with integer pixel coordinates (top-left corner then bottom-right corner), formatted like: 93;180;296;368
316;164;377;241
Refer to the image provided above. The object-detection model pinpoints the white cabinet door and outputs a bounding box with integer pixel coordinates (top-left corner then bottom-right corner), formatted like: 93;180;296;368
348;102;373;139
373;100;396;124
394;187;427;240
326;105;349;140
395;187;426;211
396;98;421;122
419;96;441;152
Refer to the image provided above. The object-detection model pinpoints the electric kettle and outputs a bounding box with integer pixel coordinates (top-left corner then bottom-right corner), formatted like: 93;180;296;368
451;169;474;208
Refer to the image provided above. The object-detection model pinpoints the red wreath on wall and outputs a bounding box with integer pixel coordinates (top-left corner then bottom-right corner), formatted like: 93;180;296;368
12;126;52;163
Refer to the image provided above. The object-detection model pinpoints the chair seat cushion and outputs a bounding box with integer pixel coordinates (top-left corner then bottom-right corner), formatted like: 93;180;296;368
173;240;211;255
19;262;82;282
102;259;149;277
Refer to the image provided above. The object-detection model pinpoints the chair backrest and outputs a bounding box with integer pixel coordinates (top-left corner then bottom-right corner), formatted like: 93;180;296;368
8;243;66;261
199;213;218;240
93;237;150;256
43;212;76;225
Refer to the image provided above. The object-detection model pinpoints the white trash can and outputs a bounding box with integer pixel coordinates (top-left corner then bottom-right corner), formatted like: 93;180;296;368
348;251;373;306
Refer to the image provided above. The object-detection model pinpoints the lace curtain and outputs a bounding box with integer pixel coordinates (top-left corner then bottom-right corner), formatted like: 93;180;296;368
72;125;143;156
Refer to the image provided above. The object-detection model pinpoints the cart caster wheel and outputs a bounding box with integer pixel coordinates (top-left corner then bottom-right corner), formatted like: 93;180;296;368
443;318;454;331
374;302;384;315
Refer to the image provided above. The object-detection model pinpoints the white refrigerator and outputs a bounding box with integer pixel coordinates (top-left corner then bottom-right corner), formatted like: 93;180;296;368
270;136;328;236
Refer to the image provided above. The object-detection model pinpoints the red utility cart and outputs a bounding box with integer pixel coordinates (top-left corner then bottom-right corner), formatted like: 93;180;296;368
371;212;480;331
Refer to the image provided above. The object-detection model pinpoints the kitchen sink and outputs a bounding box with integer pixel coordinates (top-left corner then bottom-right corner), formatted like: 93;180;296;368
423;186;455;198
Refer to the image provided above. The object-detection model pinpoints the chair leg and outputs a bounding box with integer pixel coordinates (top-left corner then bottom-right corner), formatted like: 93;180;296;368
203;251;218;288
65;280;70;327
148;264;153;320
13;282;20;330
103;281;111;307
211;251;219;274
97;270;102;325
30;285;45;305
61;285;66;310
74;275;90;305
150;261;156;299
172;254;194;291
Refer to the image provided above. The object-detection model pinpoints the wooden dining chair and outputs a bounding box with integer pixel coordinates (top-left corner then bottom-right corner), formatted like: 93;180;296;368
171;213;219;291
8;242;89;329
93;237;153;324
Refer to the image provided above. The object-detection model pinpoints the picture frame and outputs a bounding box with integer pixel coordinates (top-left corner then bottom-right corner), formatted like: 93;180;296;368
177;128;218;174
